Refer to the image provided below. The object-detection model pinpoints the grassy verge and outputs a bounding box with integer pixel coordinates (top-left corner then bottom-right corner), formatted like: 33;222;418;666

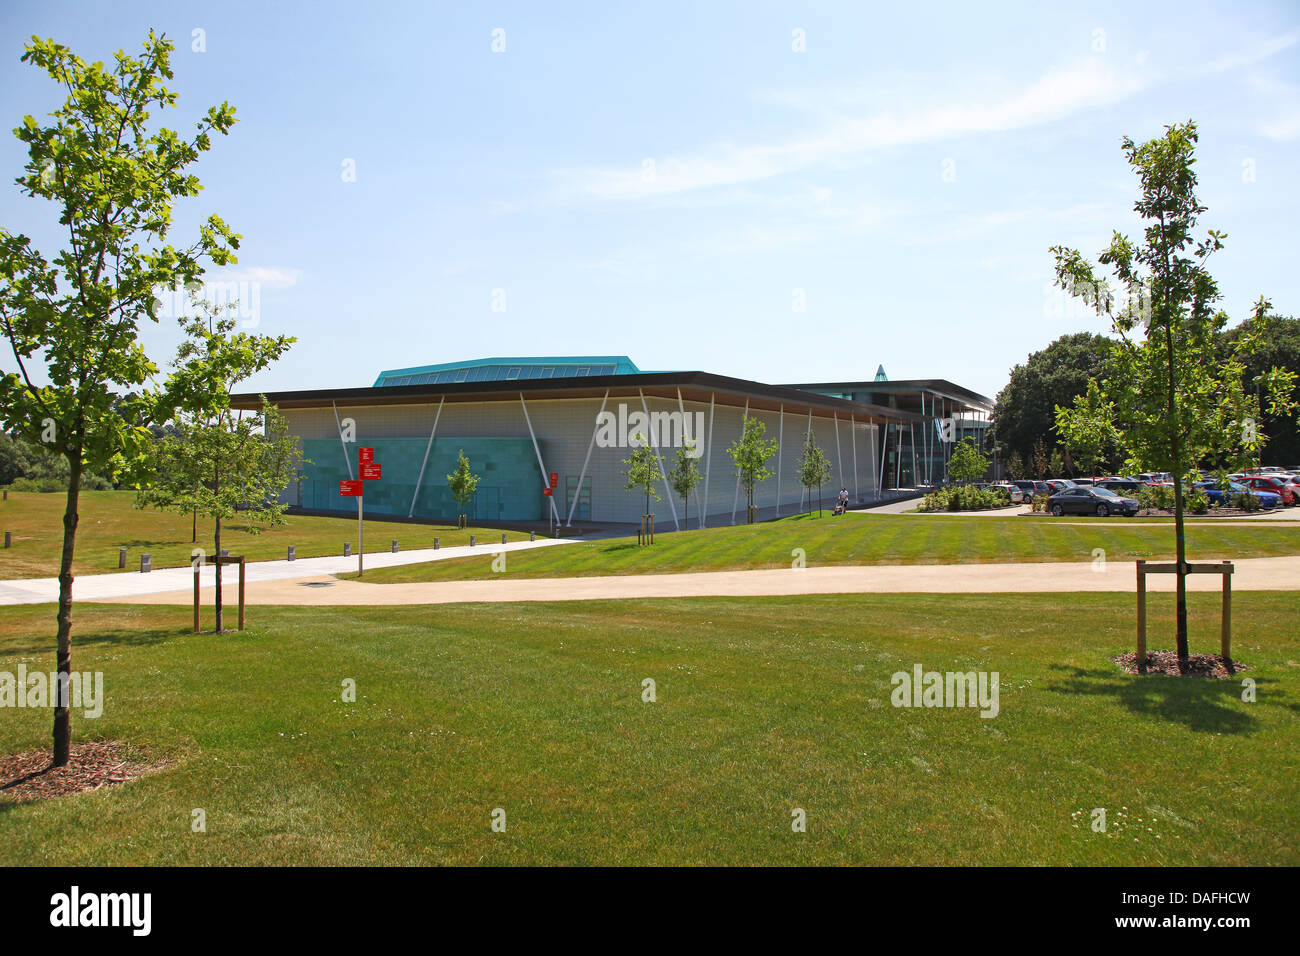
346;511;1300;583
0;490;536;579
1;593;1295;865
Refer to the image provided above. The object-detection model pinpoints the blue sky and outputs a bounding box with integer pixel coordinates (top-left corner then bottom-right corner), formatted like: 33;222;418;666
2;0;1298;401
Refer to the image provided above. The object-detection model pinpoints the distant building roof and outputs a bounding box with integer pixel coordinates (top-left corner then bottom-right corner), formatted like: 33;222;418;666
374;356;640;387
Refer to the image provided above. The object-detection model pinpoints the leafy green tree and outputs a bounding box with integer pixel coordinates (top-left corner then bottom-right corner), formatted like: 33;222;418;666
1221;312;1300;466
726;416;778;523
1030;438;1050;479
795;429;833;516
993;333;1111;465
665;442;702;530
0;33;239;765
1052;120;1297;660
948;438;989;484
446;450;480;528
623;434;662;541
1005;450;1025;480
134;301;296;628
1047;446;1065;477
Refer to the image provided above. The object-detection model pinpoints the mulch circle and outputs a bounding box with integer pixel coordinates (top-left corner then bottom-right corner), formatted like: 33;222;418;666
1112;650;1249;678
0;740;168;804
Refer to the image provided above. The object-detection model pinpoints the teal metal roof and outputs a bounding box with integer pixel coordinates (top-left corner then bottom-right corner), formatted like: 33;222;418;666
374;356;640;387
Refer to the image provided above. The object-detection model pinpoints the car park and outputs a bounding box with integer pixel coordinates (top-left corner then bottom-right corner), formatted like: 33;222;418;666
1236;475;1295;506
1193;480;1281;509
1046;486;1141;517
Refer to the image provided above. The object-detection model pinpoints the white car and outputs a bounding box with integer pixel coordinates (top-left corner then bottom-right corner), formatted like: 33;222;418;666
992;483;1025;504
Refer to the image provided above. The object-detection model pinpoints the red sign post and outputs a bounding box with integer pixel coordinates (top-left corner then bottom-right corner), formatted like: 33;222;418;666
549;472;558;488
342;448;382;576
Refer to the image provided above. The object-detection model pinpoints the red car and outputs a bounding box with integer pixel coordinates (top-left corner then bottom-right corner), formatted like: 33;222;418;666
1238;475;1295;505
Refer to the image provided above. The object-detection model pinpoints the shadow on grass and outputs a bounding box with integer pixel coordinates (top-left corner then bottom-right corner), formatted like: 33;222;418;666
1;624;189;656
1047;663;1265;734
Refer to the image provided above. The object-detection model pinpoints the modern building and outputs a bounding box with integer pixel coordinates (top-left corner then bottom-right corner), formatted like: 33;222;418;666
785;366;994;489
231;357;986;529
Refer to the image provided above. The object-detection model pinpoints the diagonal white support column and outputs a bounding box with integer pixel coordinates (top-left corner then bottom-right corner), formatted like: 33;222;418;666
910;422;918;490
834;412;844;490
731;398;749;525
851;415;858;502
776;404;784;518
520;393;560;528
567;390;609;526
701;392;715;529
332;402;354;480
639;389;679;531
878;423;887;495
408;397;445;517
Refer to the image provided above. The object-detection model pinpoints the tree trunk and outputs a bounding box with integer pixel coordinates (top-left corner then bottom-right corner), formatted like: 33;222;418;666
214;514;223;633
214;459;223;633
1166;323;1189;660
52;450;83;767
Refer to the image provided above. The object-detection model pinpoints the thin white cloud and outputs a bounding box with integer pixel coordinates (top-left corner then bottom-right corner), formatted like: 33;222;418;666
564;57;1149;201
1206;28;1300;73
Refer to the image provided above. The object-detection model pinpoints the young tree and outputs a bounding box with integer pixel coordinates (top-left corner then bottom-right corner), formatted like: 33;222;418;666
623;434;662;542
1005;450;1025;481
796;429;833;516
726;416;778;523
948;438;989;484
446;449;480;528
1047;446;1065;477
1052;121;1297;661
0;33;239;765
665;441;703;530
1030;439;1050;479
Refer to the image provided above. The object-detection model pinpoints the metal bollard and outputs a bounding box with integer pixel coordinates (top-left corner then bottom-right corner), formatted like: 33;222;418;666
470;535;475;547
3;531;9;548
344;542;351;557
529;532;535;542
391;539;398;553
287;545;295;561
501;533;507;545
433;537;439;550
119;547;126;568
140;553;151;573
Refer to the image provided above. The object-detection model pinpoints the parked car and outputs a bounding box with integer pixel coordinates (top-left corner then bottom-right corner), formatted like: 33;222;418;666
1046;486;1141;517
1193;480;1281;509
1043;479;1077;494
1010;479;1049;500
1236;475;1295;506
992;483;1025;504
1095;478;1143;494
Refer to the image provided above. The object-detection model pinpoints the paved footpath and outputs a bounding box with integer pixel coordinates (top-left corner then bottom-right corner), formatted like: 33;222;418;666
96;555;1300;607
0;537;581;606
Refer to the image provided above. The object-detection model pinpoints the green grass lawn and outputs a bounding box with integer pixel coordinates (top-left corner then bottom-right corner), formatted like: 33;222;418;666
1;592;1295;865
0;490;536;579
348;511;1300;583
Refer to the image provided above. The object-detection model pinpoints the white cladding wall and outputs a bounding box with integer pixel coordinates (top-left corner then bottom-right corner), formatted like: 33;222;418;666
281;394;881;526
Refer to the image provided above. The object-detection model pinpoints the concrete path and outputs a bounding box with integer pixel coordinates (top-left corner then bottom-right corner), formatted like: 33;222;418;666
95;555;1300;607
0;536;581;606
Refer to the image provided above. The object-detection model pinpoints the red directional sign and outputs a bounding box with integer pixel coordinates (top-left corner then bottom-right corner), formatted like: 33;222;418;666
339;479;364;497
360;463;382;481
358;447;374;464
542;487;553;497
549;472;558;488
